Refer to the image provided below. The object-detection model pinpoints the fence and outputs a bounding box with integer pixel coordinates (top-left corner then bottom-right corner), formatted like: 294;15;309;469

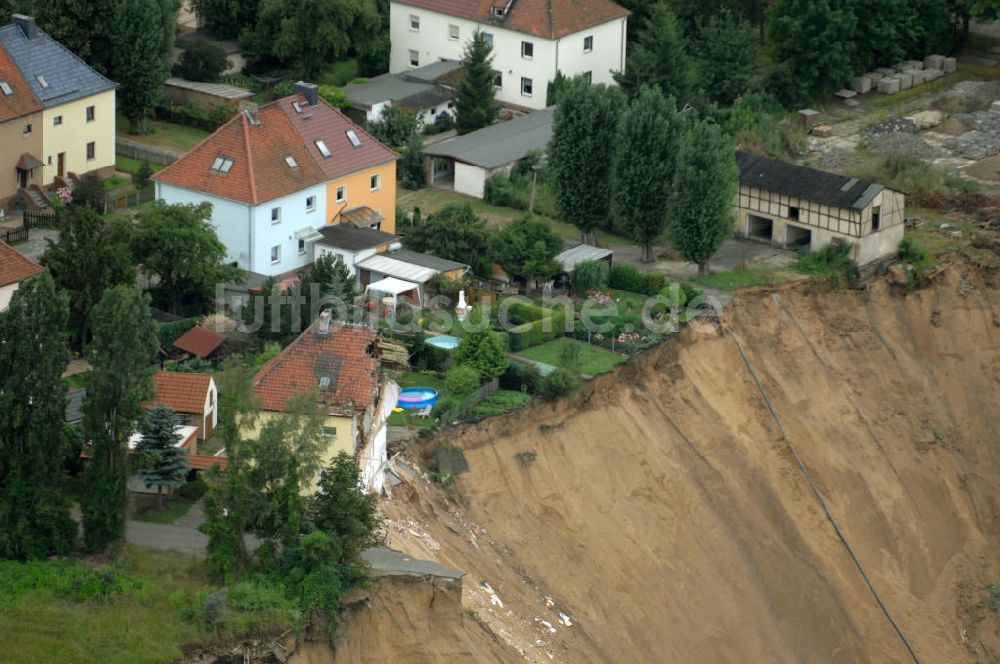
439;378;499;423
116;138;180;167
23;210;58;230
106;187;155;212
0;225;27;244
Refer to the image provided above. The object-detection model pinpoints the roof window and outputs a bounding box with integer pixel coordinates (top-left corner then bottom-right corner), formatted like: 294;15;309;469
315;139;331;158
346;129;362;148
0;80;11;95
211;155;235;173
285;155;298;168
36;74;48;88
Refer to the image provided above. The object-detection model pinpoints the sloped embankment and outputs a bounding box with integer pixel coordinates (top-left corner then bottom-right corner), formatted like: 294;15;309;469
378;258;1000;663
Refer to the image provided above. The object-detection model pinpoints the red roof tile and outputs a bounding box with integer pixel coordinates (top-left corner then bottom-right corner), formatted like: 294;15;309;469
0;43;42;123
153;95;397;205
173;326;225;358
0;240;42;287
394;0;629;39
144;371;213;414
253;321;379;414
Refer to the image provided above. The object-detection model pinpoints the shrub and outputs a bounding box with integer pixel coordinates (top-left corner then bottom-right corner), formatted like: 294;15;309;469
175;41;228;82
538;367;580;400
570;260;609;296
368;106;421;148
133;161;154;190
899;236;929;270
499;361;542;394
446;363;481;395
506;307;567;352
156;317;199;355
484;174;516;207
792;243;859;288
318;85;349;108
608;265;665;295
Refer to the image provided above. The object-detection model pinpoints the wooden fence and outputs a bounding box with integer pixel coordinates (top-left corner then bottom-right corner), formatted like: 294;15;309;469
106;187;155;212
0;225;27;244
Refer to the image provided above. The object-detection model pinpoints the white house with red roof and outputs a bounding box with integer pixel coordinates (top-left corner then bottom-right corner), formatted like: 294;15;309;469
0;239;42;310
153;83;398;278
389;0;629;110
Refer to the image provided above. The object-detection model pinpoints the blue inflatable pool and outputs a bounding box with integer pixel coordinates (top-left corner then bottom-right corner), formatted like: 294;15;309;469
397;387;439;410
426;335;460;350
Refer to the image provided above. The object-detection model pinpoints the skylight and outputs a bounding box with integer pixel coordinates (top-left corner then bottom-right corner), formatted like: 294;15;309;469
0;80;11;95
292;101;303;113
319;376;331;388
346;129;362;148
211;155;235;173
285;155;298;168
35;74;48;88
315;139;331;158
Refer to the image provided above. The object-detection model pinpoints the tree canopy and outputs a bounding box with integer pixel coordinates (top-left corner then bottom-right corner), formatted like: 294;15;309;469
454;330;508;381
491;215;563;283
134;406;189;507
454;31;499;135
695;11;761;105
367;105;421;147
111;0;174;132
615;5;697;103
548;79;626;244
403;203;492;265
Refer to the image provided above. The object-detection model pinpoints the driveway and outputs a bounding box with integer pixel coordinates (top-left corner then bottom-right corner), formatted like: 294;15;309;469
13;228;58;262
612;237;799;282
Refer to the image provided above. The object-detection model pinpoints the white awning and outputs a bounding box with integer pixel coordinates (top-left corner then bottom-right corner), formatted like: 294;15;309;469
365;276;420;296
357;254;437;283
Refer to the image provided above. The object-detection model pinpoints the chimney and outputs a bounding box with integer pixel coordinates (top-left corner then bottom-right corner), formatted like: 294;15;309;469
317;309;332;336
11;14;38;40
294;81;319;107
239;100;259;126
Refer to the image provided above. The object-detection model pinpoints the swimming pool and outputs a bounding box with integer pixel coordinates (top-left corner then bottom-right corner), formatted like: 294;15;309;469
397;387;439;410
425;335;460;350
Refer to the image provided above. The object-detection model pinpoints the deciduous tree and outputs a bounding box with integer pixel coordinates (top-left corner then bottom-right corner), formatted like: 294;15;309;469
454;31;498;135
0;273;76;560
134;405;189;508
82;286;159;552
491;215;562;284
35;0;118;75
611;86;678;263
191;0;259;38
403;203;492;264
112;0;173;132
367;105;421;147
454;330;507;381
667;120;739;275
696;11;760;105
176;40;229;82
548;79;626;244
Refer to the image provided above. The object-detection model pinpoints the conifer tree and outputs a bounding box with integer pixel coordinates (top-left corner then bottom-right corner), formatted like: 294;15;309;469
112;0;172;132
454;31;498;135
134;405;189;508
614;5;697;103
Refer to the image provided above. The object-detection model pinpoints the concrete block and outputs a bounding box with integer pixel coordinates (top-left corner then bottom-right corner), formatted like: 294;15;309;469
925;54;945;70
897;72;913;90
876;67;898;77
925;69;943;82
836;89;858;99
893;62;911;73
911;69;929;85
906;110;943;129
867;71;885;83
990;100;1000;114
943;57;957;73
904;59;924;71
878;77;901;94
851;76;872;94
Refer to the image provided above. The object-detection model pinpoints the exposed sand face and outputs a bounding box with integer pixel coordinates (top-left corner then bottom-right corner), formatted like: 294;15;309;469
362;259;1000;664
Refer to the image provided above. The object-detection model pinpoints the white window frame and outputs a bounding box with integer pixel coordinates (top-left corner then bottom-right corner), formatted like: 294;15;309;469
448;24;459;40
271;206;281;224
270;245;281;264
583;35;593;53
336;185;346;204
408;49;419;67
409;14;419;31
370;173;381;192
306;195;316;212
521;41;533;59
521;77;533;97
298;238;307;255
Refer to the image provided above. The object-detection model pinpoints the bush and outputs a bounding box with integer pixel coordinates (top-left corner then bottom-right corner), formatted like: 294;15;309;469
368;106;421;148
318;85;348;108
133;160;154;190
154;101;237;132
175;41;228;82
899;236;929;270
499;361;542;394
570;260;609;296
506;307;567;352
156;317;199;355
484;174;516;207
538;367;580;401
445;363;481;395
608;265;665;295
792;243;859;288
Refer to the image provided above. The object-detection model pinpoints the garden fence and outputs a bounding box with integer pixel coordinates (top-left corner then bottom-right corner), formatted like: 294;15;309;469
0;225;27;244
106;187;155;212
440;378;499;423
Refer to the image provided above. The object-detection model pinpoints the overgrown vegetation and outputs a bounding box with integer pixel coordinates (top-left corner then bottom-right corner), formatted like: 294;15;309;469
792;243;860;288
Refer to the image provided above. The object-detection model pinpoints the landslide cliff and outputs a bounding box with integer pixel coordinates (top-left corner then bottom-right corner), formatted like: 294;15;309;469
367;255;1000;664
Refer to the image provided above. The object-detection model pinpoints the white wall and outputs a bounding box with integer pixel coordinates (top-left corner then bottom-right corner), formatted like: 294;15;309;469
157;181;327;276
390;3;626;110
370;98;454;126
454;162;487;198
315;243;380;281
0;282;17;311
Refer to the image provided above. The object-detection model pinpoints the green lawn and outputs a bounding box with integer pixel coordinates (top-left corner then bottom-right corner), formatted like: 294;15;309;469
119;117;210;151
388;371;445;427
398;187;633;247
133;495;197;525
62;372;89;391
116;155;164;175
0;549;294;664
517;337;626;376
468;389;532;418
103;175;130;191
694;267;776;291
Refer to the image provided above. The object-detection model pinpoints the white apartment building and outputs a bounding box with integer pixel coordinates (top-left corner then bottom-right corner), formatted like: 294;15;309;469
389;0;628;111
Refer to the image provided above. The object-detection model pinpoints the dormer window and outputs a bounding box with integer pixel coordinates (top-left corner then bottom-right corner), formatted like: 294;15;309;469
346;129;362;148
0;80;11;95
211;155;235;173
493;6;505;17
285;155;298;168
36;74;48;88
315;139;331;158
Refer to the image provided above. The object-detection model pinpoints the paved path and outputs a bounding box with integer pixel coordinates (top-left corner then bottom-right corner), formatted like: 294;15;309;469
13;228;58;262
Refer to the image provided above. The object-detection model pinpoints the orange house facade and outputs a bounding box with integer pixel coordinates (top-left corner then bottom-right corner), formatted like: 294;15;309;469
325;160;397;234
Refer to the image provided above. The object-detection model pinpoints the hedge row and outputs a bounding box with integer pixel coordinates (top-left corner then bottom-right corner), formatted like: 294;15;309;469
154;102;238;132
608;265;666;296
507;307;567;352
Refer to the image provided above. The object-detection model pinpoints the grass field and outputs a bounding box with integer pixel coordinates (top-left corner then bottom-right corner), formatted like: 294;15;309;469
116;155;165;175
517;337;626;376
133;495;198;525
388;371;446;427
694;267;777;291
119;118;210;152
0;549;294;664
398;187;634;247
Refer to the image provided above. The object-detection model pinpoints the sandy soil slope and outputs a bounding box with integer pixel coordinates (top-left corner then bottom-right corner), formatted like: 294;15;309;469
376;258;1000;664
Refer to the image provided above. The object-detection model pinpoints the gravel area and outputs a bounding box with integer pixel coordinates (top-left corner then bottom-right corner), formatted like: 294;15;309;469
865;131;943;158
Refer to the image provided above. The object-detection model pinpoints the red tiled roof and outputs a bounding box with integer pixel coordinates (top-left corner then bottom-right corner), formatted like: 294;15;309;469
394;0;629;39
173;326;225;358
144;371;213;414
185;453;229;471
153;95;397;205
0;43;42;123
0;240;42;287
254;321;379;414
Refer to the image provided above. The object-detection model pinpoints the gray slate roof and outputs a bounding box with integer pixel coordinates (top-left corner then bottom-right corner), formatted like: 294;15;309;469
316;224;400;251
343;61;460;112
423;107;555;169
388;248;468;273
736;151;886;211
0;20;116;109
